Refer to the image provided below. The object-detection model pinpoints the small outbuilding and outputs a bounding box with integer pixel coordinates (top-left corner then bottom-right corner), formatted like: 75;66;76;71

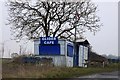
34;37;90;67
34;37;74;67
74;39;90;67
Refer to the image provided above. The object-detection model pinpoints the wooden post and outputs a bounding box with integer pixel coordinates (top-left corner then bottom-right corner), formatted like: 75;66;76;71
103;61;105;68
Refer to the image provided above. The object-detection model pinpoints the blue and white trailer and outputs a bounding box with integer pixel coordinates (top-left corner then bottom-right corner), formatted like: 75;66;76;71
34;37;90;67
34;37;74;67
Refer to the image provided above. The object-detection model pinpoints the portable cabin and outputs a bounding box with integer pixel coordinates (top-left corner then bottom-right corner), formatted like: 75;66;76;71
34;37;74;67
75;39;90;67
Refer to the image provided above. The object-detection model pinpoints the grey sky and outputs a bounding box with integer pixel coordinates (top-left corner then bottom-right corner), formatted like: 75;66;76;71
0;0;119;58
85;1;118;56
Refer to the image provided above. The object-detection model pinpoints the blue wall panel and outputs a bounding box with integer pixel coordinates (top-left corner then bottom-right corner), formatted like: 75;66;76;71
39;44;60;55
67;44;73;57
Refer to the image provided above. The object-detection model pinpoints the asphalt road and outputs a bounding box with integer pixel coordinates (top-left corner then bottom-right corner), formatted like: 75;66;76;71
78;71;120;79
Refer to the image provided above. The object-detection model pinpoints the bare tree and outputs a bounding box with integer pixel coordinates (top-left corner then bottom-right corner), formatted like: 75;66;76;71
7;0;101;41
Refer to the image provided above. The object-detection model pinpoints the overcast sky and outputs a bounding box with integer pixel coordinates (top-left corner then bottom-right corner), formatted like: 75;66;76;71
0;0;119;58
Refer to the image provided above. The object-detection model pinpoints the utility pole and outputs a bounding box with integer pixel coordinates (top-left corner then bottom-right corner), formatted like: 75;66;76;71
19;45;22;55
8;49;11;58
74;10;80;67
1;43;4;58
74;26;77;67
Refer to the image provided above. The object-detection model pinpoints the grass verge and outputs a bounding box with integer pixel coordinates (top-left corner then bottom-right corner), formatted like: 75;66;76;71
2;59;119;78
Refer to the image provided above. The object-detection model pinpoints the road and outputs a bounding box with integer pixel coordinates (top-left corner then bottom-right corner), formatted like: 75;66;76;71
78;71;119;79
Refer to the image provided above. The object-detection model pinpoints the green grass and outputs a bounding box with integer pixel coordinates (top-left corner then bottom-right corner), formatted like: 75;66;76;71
42;65;119;78
2;59;119;78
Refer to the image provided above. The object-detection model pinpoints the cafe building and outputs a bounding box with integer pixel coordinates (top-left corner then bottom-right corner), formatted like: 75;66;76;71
34;37;90;67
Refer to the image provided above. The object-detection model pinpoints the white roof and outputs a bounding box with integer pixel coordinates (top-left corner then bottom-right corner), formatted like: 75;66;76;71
76;38;86;42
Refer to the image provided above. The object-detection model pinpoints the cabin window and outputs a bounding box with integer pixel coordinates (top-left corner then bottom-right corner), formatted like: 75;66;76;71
67;44;73;57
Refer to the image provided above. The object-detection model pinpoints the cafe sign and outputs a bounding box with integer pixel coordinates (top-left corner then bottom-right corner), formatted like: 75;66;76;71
40;37;58;45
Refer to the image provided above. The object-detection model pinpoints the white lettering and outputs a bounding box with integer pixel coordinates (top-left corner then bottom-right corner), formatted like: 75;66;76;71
41;37;57;44
43;41;54;44
42;37;56;40
44;41;47;44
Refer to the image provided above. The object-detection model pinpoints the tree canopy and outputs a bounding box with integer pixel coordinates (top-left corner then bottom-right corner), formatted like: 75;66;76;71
7;0;101;41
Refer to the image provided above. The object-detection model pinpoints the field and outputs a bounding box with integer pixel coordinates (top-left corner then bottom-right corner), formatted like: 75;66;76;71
1;58;119;78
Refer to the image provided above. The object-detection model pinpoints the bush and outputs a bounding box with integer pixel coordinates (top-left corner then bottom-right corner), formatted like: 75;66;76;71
12;55;53;67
